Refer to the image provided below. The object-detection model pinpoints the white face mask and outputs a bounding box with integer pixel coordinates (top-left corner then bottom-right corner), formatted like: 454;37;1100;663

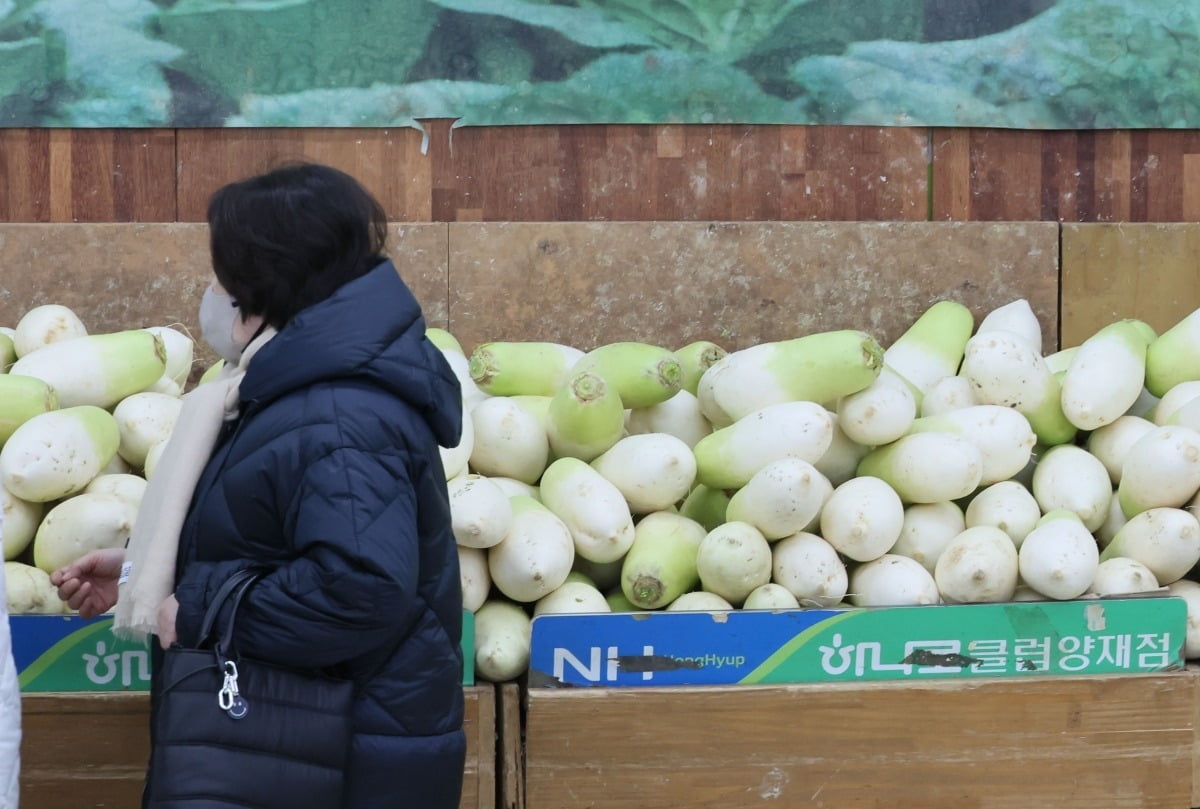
199;286;247;365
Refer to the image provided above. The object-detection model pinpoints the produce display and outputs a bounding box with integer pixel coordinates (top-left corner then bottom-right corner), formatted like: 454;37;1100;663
6;298;1200;687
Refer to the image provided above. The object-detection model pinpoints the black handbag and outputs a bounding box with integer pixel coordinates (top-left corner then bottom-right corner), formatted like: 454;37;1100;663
144;568;355;809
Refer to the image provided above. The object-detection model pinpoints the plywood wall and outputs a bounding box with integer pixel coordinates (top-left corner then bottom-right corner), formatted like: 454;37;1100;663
4;126;1200;224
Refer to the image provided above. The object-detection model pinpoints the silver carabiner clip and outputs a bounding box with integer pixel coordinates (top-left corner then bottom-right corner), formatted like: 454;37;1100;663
218;660;240;711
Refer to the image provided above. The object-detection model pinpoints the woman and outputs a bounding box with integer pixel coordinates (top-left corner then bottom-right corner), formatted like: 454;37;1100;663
51;163;465;809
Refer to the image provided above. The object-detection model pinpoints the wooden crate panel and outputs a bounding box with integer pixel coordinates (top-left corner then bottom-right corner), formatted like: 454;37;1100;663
20;686;494;809
0;222;449;358
525;674;1196;809
446;221;1059;354
497;683;524;809
1061;223;1200;348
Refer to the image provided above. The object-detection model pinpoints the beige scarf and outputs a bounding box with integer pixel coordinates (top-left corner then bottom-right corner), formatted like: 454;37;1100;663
113;327;277;641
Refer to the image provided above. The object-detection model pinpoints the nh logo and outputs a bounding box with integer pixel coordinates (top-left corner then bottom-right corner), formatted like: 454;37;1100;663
553;645;656;683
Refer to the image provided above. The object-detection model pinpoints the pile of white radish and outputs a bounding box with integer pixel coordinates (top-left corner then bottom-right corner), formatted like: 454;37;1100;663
2;305;198;614
10;295;1200;687
439;299;1200;683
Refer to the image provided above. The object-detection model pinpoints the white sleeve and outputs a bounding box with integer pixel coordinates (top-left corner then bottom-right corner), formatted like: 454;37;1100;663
0;573;22;809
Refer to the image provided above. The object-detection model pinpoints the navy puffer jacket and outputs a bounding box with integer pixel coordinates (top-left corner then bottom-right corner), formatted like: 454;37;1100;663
168;260;465;809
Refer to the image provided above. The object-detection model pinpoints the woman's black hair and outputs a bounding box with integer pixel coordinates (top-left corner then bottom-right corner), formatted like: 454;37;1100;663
207;162;389;329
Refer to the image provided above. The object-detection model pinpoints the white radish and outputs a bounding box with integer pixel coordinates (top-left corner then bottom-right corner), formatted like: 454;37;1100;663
1152;381;1200;425
882;299;974;396
814;415;870;487
692;401;834;490
0;406;120;502
1145;307;1200;397
695;521;773;606
1101;507;1200;585
487;497;574;603
1096;495;1129;549
891;501;965;573
934;526;1019;604
920;375;978;417
1031;444;1112;532
856;432;982;504
534;580;611;616
1060;320;1150;430
113;392;183;470
84;473;148;509
771;532;848;607
468;397;549;485
10;330;166;409
13;303;87;357
625;389;713;449
725;459;831;541
976;298;1044;353
836;375;916;447
142;325;195;393
440;348;489;413
1086;415;1156;485
666;591;734;612
539;457;635;564
1117;425;1200;517
489;477;539;499
473;600;532;682
1;485;42;561
964;480;1041;547
620;511;707;609
1089;557;1160;596
590;433;696;514
1017;510;1100;600
819;476;904;562
906;405;1036;485
439;403;475;480
32;493;138;573
448;475;514;549
4;562;64;614
1165;579;1200;658
742;583;801;610
849;554;940;607
458;546;491;612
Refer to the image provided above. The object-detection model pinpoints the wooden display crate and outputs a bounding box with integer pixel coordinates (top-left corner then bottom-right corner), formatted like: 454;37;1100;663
19;685;497;809
523;671;1199;809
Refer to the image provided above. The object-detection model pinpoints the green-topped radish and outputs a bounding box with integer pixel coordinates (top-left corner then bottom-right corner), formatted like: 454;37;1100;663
1086;415;1156;485
626;390;713;449
1;485;42;561
32;492;138;573
856;432;982;504
1089;557;1160;596
1117;425;1200;517
474;600;533;682
439;348;488;413
933;526;1019;603
882;299;974;396
964;480;1041;547
1149;381;1200;425
539;457;635;563
489;477;539;499
724;458;831;541
606;589;638;612
692;400;834;491
448;474;514;549
1146;307;1200;397
849;554;940;607
891;501;965;573
10;329;166;410
674;340;727;396
13;304;87;358
961;329;1075;446
1031;445;1112;532
814;416;870;488
677;484;730;533
572;555;623;592
0;332;13;370
570;342;682;409
142;326;194;395
819;476;904;562
695;521;772;606
906;405;1035;485
590;433;696;514
469;397;549;484
487;496;575;603
771;532;848;607
469;341;585;397
0;406;119;502
1101;506;1200;585
1060;320;1150;430
697;329;883;427
459;546;490;612
618;511;708;609
0;374;57;445
546;371;624;462
1017;510;1099;600
836;375;916;447
425;327;463;356
1096;496;1129;549
1044;347;1077;376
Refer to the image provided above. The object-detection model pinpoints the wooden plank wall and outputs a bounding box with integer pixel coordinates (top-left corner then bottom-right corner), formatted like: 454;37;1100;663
4;126;1200;223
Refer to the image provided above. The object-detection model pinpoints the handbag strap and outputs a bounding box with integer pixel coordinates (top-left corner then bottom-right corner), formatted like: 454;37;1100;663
196;567;262;651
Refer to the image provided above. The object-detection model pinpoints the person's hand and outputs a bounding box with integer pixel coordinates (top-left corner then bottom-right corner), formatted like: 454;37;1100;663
50;548;126;619
156;595;179;650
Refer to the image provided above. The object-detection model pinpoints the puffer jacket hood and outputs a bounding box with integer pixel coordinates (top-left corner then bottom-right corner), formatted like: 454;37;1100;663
239;259;462;451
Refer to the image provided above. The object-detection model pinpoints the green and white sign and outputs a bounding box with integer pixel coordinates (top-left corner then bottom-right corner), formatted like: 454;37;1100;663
530;597;1187;688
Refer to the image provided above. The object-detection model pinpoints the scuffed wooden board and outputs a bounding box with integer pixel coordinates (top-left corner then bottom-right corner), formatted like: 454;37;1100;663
447;222;1059;354
0;223;449;364
1191;664;1200;808
462;685;497;809
498;683;525;809
21;687;493;809
1061;224;1200;348
525;674;1195;809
